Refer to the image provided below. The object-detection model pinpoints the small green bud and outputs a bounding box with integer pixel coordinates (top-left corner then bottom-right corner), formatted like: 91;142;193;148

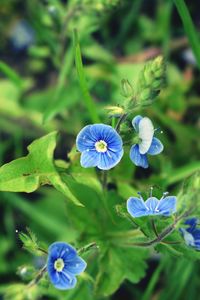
105;105;125;117
121;79;134;98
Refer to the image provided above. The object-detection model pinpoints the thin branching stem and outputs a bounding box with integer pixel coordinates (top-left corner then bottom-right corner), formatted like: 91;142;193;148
27;265;47;289
77;242;98;255
123;208;194;248
115;113;128;132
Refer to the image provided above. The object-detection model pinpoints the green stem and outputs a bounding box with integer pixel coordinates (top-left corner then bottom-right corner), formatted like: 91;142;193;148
102;171;108;190
115;113;128;132
77;242;98;255
151;218;159;237
37;247;48;255
27;265;47;289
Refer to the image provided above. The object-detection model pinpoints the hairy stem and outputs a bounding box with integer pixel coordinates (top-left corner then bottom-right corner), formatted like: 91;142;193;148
27;265;47;289
77;242;98;255
115;113;128;132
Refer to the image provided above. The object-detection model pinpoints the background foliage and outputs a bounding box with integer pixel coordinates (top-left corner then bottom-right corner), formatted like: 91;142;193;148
0;0;200;299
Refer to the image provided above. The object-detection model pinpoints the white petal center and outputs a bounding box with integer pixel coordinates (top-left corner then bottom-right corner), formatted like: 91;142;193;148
138;117;154;154
95;140;107;153
54;258;65;272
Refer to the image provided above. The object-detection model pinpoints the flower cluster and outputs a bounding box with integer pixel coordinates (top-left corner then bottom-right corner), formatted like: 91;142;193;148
47;242;87;290
180;218;200;251
76;116;163;170
127;192;177;218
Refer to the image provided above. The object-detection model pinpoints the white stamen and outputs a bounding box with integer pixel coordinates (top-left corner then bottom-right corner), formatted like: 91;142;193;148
95;140;107;153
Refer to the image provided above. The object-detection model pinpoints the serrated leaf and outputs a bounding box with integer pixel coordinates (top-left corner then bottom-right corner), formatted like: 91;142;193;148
0;131;82;206
95;246;148;297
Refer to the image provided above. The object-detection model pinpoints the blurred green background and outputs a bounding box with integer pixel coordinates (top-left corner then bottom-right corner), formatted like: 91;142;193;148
0;0;200;299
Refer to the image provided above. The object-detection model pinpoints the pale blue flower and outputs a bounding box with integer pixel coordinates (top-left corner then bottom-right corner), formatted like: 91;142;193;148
127;193;177;218
76;124;124;170
130;115;163;168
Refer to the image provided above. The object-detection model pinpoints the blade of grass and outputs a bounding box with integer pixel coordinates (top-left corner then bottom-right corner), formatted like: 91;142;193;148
0;61;23;87
141;259;165;300
174;0;200;69
73;29;100;123
43;44;74;123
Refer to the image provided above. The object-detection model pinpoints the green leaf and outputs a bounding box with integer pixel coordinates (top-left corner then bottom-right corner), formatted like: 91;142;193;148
95;246;148;297
74;29;100;123
0;132;82;206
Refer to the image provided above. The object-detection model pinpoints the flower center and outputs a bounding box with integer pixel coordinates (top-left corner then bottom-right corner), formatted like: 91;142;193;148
95;140;107;153
54;258;65;272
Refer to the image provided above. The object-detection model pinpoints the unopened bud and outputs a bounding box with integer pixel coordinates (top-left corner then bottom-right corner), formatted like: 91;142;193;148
105;105;125;117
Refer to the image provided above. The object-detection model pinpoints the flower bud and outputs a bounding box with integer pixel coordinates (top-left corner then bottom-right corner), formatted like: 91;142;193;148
105;105;125;117
126;56;166;110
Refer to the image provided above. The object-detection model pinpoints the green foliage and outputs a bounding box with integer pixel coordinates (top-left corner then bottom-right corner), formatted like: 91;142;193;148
95;247;148;297
0;131;82;206
0;0;200;299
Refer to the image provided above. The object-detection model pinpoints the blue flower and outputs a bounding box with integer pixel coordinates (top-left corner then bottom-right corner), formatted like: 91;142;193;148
9;20;35;51
127;193;177;218
76;124;124;170
179;218;200;250
130;115;164;168
47;242;87;290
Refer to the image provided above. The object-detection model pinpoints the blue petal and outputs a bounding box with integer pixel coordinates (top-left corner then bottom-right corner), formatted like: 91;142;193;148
90;124;123;150
76;125;96;152
157;196;177;216
65;256;87;275
132;115;143;132
52;271;77;290
192;229;200;240
147;137;164;155
48;242;77;261
185;218;198;230
130;144;148;168
80;150;99;168
97;148;124;170
145;197;159;214
127;197;148;218
194;243;200;250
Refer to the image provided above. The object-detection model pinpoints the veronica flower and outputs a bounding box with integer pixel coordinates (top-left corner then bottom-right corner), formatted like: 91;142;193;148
76;124;124;170
127;192;177;218
179;218;200;250
47;242;87;290
130;115;163;168
9;20;35;51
